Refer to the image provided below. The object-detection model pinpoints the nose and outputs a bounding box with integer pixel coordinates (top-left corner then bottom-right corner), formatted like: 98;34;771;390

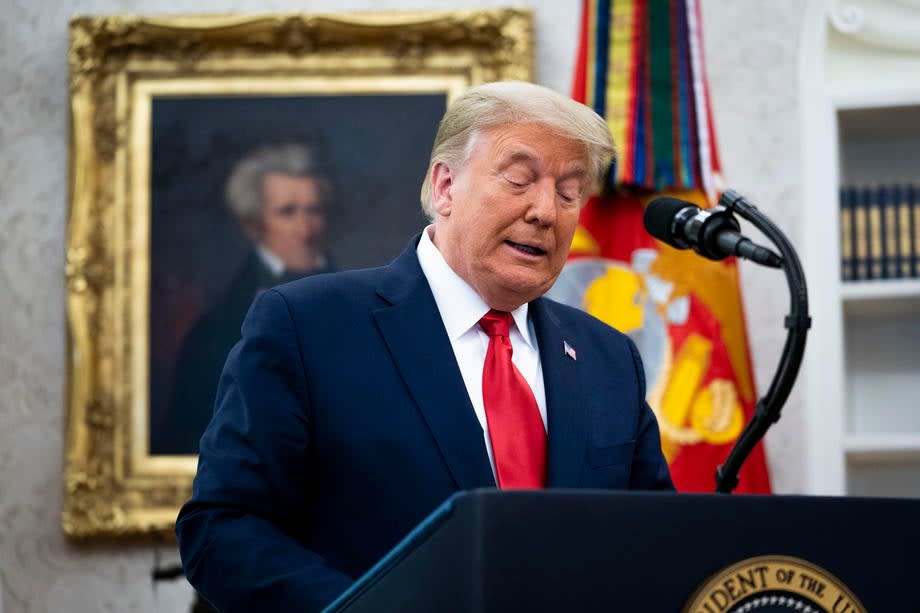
295;208;324;239
524;179;557;226
295;214;313;238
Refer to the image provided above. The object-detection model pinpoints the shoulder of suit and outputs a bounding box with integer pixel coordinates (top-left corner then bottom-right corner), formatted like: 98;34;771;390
272;265;388;306
538;295;632;344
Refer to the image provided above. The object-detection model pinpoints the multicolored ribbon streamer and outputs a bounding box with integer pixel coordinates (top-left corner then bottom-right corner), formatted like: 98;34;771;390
573;0;724;201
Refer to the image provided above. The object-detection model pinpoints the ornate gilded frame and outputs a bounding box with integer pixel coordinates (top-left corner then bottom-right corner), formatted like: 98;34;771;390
64;10;533;539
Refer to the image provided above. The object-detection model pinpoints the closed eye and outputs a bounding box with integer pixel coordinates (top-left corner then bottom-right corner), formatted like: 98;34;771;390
557;178;583;204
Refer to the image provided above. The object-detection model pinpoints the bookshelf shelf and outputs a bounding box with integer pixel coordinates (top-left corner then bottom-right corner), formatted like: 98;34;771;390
845;433;920;498
845;434;920;464
840;279;920;301
841;279;920;316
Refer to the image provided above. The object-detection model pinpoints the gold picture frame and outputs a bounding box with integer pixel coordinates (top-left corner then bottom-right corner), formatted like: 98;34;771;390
64;10;533;539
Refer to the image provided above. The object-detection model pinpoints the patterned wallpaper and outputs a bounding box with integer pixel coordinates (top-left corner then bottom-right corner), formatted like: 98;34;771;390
700;0;810;494
0;1;808;611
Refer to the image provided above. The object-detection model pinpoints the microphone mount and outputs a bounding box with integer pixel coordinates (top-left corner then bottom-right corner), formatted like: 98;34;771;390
712;189;811;493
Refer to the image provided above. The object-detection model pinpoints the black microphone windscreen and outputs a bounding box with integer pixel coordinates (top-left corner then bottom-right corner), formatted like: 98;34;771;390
644;197;692;242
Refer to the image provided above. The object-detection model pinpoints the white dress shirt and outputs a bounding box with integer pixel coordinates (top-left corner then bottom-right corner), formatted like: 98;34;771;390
256;243;328;277
416;226;547;480
256;243;286;276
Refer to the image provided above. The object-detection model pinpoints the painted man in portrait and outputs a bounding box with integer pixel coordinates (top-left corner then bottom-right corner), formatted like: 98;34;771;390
163;142;336;454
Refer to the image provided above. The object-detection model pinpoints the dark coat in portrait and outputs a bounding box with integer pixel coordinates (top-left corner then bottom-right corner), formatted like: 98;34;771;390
161;250;332;455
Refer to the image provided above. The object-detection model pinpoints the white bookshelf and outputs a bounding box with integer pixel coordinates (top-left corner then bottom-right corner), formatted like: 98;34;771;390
800;0;920;498
844;433;920;464
840;279;920;302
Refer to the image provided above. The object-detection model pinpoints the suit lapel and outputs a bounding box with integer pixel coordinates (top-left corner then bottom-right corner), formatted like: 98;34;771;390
531;298;586;488
372;238;495;490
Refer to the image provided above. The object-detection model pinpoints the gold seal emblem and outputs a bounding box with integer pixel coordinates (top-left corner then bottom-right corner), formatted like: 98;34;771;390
683;555;866;613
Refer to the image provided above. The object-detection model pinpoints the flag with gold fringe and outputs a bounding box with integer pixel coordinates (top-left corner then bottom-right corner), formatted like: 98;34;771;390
549;0;771;492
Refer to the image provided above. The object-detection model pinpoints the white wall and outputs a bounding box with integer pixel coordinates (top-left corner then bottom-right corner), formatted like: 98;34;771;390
699;0;810;495
0;1;810;610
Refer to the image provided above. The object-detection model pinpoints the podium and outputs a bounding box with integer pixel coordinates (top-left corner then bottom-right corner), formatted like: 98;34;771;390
325;489;918;612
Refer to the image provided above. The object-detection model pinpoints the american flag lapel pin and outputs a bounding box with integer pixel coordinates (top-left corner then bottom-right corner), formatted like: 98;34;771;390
563;341;577;361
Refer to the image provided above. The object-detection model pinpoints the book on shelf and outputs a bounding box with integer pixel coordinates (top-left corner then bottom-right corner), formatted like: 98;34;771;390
911;184;919;278
840;182;920;282
897;184;912;279
867;186;883;280
881;186;898;279
839;187;853;281
850;186;869;280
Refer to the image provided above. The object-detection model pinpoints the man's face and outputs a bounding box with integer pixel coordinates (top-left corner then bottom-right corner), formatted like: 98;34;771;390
431;122;589;311
258;173;327;272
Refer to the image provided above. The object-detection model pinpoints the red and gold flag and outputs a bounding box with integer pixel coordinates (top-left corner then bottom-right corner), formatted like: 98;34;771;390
552;0;771;492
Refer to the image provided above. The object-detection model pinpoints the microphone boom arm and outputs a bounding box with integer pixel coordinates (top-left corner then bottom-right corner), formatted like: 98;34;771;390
713;189;811;494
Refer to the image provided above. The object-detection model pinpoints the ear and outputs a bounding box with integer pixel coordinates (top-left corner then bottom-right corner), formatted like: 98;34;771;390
430;161;454;217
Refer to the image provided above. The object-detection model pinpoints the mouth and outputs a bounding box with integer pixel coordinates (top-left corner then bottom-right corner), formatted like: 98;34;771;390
505;240;547;256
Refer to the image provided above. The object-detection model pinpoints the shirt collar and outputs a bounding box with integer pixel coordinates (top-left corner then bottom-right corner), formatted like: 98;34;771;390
416;225;534;348
256;243;285;276
256;243;328;277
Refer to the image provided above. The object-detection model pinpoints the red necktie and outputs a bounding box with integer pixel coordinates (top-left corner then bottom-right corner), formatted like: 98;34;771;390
479;309;547;489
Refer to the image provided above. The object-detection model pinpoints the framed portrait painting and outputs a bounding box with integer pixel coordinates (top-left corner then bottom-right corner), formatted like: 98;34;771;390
65;10;533;539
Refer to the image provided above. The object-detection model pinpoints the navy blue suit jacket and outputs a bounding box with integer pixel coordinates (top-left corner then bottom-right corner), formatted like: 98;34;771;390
176;235;673;612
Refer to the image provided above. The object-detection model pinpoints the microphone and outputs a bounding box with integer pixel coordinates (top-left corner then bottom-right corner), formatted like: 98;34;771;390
644;197;783;268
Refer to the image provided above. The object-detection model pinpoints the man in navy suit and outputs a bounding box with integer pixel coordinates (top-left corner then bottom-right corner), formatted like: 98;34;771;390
176;81;673;612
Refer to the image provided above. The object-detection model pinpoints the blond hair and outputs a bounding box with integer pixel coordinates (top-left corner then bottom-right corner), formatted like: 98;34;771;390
419;81;615;218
